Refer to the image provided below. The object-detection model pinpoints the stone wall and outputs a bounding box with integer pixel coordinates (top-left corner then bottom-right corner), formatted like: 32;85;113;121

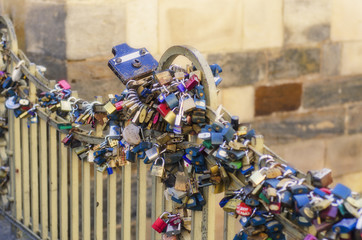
1;0;362;193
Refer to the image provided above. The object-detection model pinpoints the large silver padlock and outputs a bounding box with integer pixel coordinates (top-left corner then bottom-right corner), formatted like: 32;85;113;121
145;146;159;162
151;157;165;177
182;96;196;112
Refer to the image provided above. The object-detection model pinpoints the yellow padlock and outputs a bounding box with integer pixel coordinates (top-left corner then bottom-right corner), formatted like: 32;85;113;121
163;110;176;125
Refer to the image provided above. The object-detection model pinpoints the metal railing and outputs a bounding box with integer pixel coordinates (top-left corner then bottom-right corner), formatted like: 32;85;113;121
0;15;311;240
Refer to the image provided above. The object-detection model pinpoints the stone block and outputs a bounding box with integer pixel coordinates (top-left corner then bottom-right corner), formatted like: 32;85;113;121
347;104;362;134
126;0;158;54
303;76;362;109
25;1;66;59
255;83;302;116
331;0;362;41
268;48;320;80
269;139;325;173
66;58;124;100
253;108;345;145
321;43;341;76
28;53;67;80
220;86;254;122
284;0;330;45
158;0;243;54
326;134;362;177
340;41;362;76
207;52;266;87
65;2;126;60
243;0;283;50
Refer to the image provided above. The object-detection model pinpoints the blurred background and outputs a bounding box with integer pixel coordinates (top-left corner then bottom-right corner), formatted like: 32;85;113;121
1;0;361;195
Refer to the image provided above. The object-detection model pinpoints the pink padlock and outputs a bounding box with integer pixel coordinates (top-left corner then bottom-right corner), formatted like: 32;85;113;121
304;234;318;240
115;101;123;111
185;74;199;91
58;80;71;90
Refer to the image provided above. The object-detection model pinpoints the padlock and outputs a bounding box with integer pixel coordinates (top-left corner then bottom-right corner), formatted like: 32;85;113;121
236;202;252;216
299;204;315;221
250;215;266;227
185;74;199;90
162;234;177;240
104;102;117;114
332;183;351;199
223;198;242;213
151;158;165;177
60;100;72;112
155;71;173;85
145;146;159;162
307;168;333;188
249;169;266;186
157;103;171;117
211;132;223;145
165;219;181;236
289;184;309;195
233;231;248;240
265;220;283;233
174;171;188;192
152;212;170;233
265;168;282;179
332;218;357;234
165;93;179;109
164;110;176;125
293;194;310;209
183;97;196;112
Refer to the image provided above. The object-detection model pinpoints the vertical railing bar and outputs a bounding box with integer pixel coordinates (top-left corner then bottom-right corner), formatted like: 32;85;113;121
107;169;117;240
121;163;131;240
207;188;216;240
223;213;235;240
8;111;15;217
21;118;30;227
49;126;58;239
13;114;22;222
28;75;39;234
70;150;79;240
59;133;69;240
29;111;39;234
151;177;164;240
94;98;103;240
191;211;203;240
39;118;48;239
136;160;147;240
82;160;91;240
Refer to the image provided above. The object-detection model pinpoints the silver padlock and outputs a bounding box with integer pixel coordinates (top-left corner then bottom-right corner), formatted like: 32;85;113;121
151;157;165;177
145;146;159;162
60;100;72;112
182;96;196;112
122;123;141;145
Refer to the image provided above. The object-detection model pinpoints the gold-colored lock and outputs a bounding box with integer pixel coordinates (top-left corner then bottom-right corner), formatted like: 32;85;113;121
163;110;176;125
249;170;266;186
223;198;242;213
174;172;188;192
265;168;282;179
60;100;72;112
155;71;173;85
104;101;116;114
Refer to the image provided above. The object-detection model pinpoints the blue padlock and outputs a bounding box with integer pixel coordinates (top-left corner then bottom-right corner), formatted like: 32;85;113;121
219;196;233;208
209;64;223;86
244;129;256;140
332;218;357;234
332;183;351;199
222;122;236;142
106;165;113;175
94;156;106;165
211;132;223;145
280;191;293;207
165;93;179;109
177;83;186;93
264;179;280;188
195;85;205;100
289;184;309;195
293;194;310;209
233;231;248;240
211;122;224;132
265;220;283;233
108;43;158;84
313;188;327;198
250;215;266;226
268;231;286;240
201;125;215;133
240;165;254;175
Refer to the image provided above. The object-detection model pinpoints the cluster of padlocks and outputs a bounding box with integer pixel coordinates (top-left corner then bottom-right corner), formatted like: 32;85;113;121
1;39;362;240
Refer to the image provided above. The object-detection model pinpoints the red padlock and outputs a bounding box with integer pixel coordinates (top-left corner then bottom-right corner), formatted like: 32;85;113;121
236;202;252;216
168;215;181;226
269;202;282;214
157;103;171;117
152;212;170;233
185;74;199;91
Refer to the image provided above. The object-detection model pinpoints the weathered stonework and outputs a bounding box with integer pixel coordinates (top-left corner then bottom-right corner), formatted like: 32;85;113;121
321;43;341;76
340;41;362;76
303;76;362;109
347;105;362;135
255;83;302;116
268;48;320;80
207;52;266;88
284;0;330;45
253;108;345;145
326;134;362;177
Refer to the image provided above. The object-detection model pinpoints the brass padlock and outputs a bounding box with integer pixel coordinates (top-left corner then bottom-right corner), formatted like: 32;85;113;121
174;171;188;192
164;110;176;125
104;101;116;114
60;100;72;112
223;198;242;213
151;158;165;177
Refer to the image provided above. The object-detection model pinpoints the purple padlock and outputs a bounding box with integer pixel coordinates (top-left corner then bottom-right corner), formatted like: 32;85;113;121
177;83;186;92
